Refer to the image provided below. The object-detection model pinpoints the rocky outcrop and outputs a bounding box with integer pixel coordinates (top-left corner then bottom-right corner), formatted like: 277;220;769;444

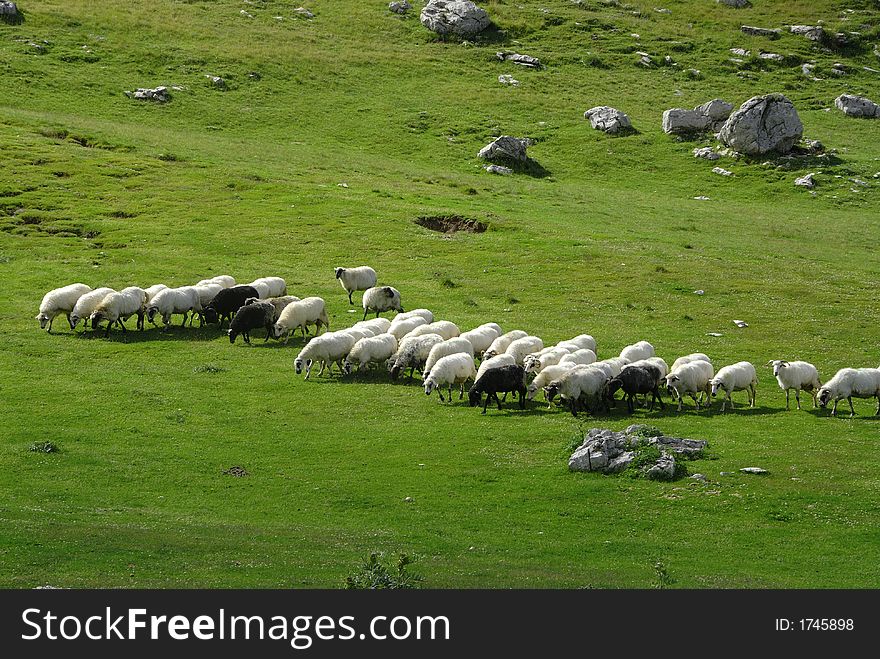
420;0;490;38
584;106;633;134
478;136;528;162
741;25;781;39
662;99;733;135
834;94;880;118
718;93;803;155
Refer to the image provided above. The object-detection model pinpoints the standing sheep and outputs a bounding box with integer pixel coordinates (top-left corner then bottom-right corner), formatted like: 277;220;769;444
468;364;527;414
294;332;357;379
526;363;576;405
482;330;528;360
228;300;275;344
334;266;378;304
817;368;880;417
505;336;544;366
606;366;665;414
203;285;260;328
89;287;147;337
36;283;92;332
544;365;609;417
768;360;821;410
197;275;236;288
69;287;115;330
558;334;597;353
344;334;398;374
146;286;202;328
354;317;392;334
144;284;169;304
665;360;714;412
273;297;330;341
245;295;301;323
423;337;475;376
710;361;758;411
424;353;477;402
388;333;444;380
362;286;403;320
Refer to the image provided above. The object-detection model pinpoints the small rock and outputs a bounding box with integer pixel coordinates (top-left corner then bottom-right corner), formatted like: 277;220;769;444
706;332;723;336
759;52;784;61
240;9;253;18
294;7;314;18
206;75;226;89
740;467;768;475
733;319;748;327
712;167;734;176
126;86;171;102
686;68;702;78
693;147;720;160
690;473;707;481
718;0;750;7
497;51;541;68
794;173;816;188
646;454;676;481
389;0;411;14
404;496;414;502
835;94;880;119
485;164;513;175
719;471;736;476
654;7;671;14
790;25;824;41
730;47;751;57
498;74;519;86
693;289;705;295
693;195;710;200
584;106;633;134
741;25;781;39
478;135;528;162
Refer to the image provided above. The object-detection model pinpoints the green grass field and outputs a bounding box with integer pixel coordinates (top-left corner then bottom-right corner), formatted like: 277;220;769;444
2;0;879;588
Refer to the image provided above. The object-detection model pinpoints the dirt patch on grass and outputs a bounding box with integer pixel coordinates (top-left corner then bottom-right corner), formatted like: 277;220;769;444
415;215;487;234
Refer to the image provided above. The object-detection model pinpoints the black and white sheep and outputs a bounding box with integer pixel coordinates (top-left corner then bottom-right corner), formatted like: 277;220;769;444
768;360;821;410
36;283;92;332
362;286;403;320
202;285;260;328
344;333;398;373
334;266;378;304
468;364;527;414
388;333;444;380
817;368;880;417
606;365;665;414
245;295;301;323
228;300;275;344
544;365;610;417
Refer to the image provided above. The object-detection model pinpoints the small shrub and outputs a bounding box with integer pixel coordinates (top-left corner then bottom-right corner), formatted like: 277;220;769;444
344;552;422;590
653;559;675;589
193;363;226;374
29;441;59;453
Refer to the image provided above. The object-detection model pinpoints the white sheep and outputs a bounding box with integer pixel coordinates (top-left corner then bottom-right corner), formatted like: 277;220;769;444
334;266;377;304
505;336;544;366
393;308;434;323
768;360;821;410
69;287;115;330
482;330;528;360
388;333;444;380
273;297;329;341
665;360;714;412
670;353;711;372
709;361;758;411
523;346;570;374
619;340;655;362
594;356;630;377
475;353;517;382
144;284;168;304
337;326;374;343
246;295;301;322
459;323;502;356
404;320;460;341
36;283;92;332
545;365;610;416
354;317;392;334
623;357;669;383
388;316;428;341
817;368;880;417
89;286;147;336
526;362;576;404
194;282;224;311
146;286;203;327
294;331;357;379
423;337;475;376
559;334;597;353
197;275;235;288
559;349;597;366
424;353;477;402
344;333;398;374
362;285;403;320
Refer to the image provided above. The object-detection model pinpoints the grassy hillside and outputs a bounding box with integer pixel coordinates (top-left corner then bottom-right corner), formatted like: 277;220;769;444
1;0;879;588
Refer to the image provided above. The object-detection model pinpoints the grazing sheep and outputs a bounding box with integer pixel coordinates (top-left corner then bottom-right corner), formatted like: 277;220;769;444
334;266;377;304
710;361;758;411
475;353;517;382
146;286;202;327
623;357;669;385
273;297;329;341
69;287;115;330
526;363;576;404
247;277;287;299
337;327;374;344
468;364;527;414
36;283;92;332
388;316;428;341
404;320;461;341
459;323;502;356
559;349;597;367
423;337;475;377
362;285;403;320
294;331;357;379
817;368;880;417
558;334;597;353
768;360;821;410
594;357;630;377
144;284;168;304
89;286;147;337
619;340;655;362
425;353;477;402
353;317;392;335
228;300;275;344
544;365;609;417
388;333;444;380
203;285;260;328
245;295;301;323
393;308;434;324
194;283;224;311
523;346;570;374
197;275;235;288
606;366;665;414
344;333;398;374
505;336;544;366
482;330;528;360
665;360;714;412
670;352;711;372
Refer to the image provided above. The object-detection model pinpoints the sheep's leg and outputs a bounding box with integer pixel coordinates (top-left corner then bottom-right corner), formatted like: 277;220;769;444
691;393;700;410
481;394;490;415
750;384;756;407
519;387;527;409
244;332;251;345
103;321;111;338
318;361;326;376
47;316;54;333
348;291;353;305
375;311;380;319
265;326;272;341
785;389;791;410
181;311;188;326
677;395;683;412
437;388;445;402
848;396;855;417
875;396;880;416
447;384;454;402
305;363;312;380
794;389;801;410
831;398;838;416
362;308;368;321
459;383;465;400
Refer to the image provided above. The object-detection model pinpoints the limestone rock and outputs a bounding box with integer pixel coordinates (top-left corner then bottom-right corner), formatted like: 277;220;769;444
740;467;769;475
719;93;803;155
712;167;733;176
389;1;411;14
126;86;171;102
741;25;781;39
663;99;732;135
794;173;816;188
485;164;513;175
498;74;519;86
497;51;541;68
693;147;720;160
718;0;750;7
834;94;880;118
584;106;632;134
0;1;19;16
759;52;784;61
420;0;490;38
790;25;824;41
478;136;528;162
646;454;676;481
293;7;314;18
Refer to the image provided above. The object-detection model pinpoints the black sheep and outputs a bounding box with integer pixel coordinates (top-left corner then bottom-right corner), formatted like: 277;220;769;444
468;365;527;414
202;285;259;328
605;366;665;414
228;301;274;344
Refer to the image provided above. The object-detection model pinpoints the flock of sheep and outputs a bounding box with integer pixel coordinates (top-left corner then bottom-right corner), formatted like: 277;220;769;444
36;266;880;417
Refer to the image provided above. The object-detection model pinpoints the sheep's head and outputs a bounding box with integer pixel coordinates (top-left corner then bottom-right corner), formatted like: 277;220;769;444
294;358;307;374
228;329;237;344
817;387;831;408
771;360;789;377
146;307;159;325
90;312;105;329
544;382;560;403
467;387;481;407
605;377;623;399
68;314;80;330
334;267;344;279
525;383;539;401
36;313;50;329
203;308;219;324
389;363;402;380
523;355;540;373
424;380;436;396
709;379;721;397
272;323;285;339
483;349;498;361
343;360;353;375
664;373;679;395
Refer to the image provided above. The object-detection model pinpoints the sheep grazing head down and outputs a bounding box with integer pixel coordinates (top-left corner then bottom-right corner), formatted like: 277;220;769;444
604;377;624;400
90;312;106;329
467;388;481;407
227;329;238;344
424;381;436;396
543;382;560;403
817;387;832;408
709;379;722;397
202;308;219;324
35;313;50;329
294;358;309;375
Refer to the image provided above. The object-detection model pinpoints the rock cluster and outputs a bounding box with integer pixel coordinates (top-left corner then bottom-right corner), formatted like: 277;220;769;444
662;98;733;135
125;86;171;102
389;1;411;14
497;51;541;68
